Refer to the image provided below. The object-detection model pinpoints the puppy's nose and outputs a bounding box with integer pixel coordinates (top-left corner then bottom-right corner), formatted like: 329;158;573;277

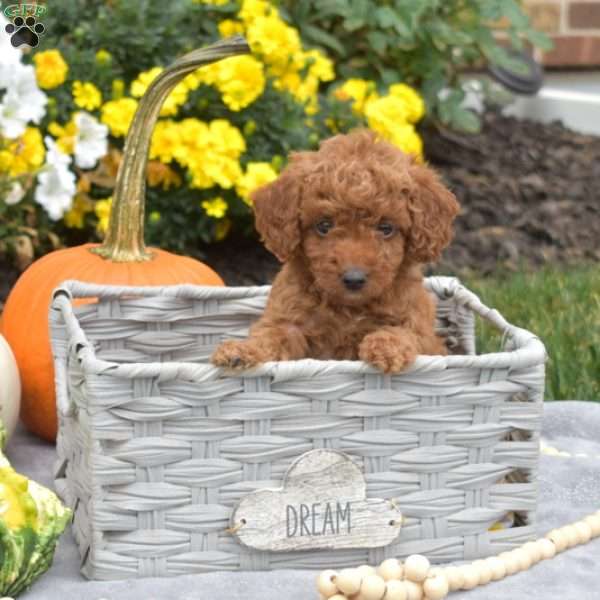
342;268;367;290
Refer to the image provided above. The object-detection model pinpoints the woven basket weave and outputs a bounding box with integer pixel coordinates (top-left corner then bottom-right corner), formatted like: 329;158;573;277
50;276;546;580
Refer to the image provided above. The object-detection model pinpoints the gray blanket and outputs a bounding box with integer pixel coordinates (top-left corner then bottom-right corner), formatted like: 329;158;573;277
6;401;600;600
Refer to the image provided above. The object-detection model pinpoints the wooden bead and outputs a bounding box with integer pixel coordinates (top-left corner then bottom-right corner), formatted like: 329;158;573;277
511;548;532;571
584;515;600;537
404;580;423;600
377;558;404;581
471;560;492;585
499;551;520;575
574;521;592;544
360;574;386;600
317;570;339;598
537;538;557;560
484;556;506;581
522;541;542;564
357;565;377;577
384;580;408;600
422;572;449;600
443;566;464;591
336;569;362;596
561;524;579;548
404;554;430;583
545;529;568;552
459;565;480;590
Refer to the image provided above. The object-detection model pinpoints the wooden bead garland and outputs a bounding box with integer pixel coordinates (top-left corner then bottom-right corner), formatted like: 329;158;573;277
316;507;600;600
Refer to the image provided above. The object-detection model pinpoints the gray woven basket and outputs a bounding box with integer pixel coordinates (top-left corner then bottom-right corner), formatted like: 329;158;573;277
50;276;546;580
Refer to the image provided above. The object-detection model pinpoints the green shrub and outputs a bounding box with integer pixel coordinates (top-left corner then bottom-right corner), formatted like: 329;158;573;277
281;0;552;133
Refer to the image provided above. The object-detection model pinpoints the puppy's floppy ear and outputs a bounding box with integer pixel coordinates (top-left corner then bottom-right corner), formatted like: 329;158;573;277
405;161;460;263
251;168;303;262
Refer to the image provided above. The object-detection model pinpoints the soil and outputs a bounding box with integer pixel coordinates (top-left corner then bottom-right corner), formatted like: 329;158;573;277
1;111;599;304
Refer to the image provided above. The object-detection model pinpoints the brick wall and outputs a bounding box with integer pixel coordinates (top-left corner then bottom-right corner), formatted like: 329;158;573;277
525;0;600;66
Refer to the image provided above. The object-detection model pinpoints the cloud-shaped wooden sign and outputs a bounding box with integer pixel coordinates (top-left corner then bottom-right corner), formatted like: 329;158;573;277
230;449;403;551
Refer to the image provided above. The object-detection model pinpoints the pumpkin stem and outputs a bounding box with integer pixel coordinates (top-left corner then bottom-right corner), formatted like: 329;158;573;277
91;36;250;262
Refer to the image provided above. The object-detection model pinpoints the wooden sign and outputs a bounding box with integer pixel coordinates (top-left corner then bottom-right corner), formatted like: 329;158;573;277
230;449;403;552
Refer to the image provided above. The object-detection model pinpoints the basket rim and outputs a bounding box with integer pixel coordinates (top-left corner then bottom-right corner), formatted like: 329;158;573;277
50;276;547;382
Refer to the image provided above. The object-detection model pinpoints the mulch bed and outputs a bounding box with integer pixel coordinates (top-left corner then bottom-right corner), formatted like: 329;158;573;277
1;111;599;302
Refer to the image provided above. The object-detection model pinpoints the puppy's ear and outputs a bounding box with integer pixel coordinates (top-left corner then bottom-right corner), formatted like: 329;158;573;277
251;169;303;262
406;162;460;263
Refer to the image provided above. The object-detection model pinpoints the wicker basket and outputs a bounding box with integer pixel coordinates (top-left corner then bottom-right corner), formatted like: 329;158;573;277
50;276;546;580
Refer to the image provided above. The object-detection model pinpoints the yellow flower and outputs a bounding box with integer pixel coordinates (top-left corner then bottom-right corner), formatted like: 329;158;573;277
239;0;272;23
161;80;189;116
387;123;423;159
218;19;244;37
304;49;335;83
365;95;409;135
130;67;163;98
131;67;188;116
4;127;45;176
208;119;246;158
214;55;265;111
48;119;77;154
215;218;231;241
101;98;138;137
147;161;182;189
174;118;211;166
64;194;93;228
236;162;278;204
95;197;112;234
202;196;228;218
72;81;102;111
33;49;68;89
95;49;112;66
246;14;302;73
388;83;425;124
112;79;125;100
334;79;378;115
149;120;181;163
193;153;242;189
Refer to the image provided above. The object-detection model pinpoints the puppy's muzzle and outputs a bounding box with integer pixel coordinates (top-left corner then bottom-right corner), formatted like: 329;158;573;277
342;268;367;291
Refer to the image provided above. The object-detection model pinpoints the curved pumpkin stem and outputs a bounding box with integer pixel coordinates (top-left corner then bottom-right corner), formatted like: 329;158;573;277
91;36;250;262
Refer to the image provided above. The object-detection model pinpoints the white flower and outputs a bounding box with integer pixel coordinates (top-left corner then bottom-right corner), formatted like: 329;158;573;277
0;90;27;138
4;182;25;205
34;137;76;220
74;112;108;169
0;65;47;137
0;14;23;70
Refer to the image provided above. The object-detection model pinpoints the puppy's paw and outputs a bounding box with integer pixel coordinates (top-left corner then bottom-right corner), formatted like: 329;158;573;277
358;331;417;373
211;340;264;370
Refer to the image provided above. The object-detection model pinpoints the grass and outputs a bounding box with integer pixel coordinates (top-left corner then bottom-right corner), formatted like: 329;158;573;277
461;265;600;401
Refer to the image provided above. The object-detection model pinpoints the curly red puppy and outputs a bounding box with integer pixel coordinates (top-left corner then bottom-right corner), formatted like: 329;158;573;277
212;130;459;373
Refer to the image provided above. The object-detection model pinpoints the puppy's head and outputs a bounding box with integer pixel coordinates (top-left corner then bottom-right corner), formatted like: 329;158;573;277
252;130;459;305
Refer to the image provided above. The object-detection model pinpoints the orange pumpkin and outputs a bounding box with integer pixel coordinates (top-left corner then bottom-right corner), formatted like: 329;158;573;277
1;37;249;442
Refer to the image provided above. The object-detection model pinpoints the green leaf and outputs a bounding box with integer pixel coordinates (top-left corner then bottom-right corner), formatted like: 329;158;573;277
375;6;399;29
526;29;554;51
367;31;388;55
501;0;530;30
301;24;347;54
450;105;481;133
343;17;366;31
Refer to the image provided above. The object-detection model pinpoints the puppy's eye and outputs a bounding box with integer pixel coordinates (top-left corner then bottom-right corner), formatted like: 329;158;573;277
315;219;334;236
377;221;396;238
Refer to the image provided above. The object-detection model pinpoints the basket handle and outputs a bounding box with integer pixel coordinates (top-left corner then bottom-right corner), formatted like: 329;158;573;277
90;36;250;263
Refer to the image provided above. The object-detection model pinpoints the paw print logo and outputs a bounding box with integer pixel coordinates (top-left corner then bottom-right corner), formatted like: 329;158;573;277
5;15;45;48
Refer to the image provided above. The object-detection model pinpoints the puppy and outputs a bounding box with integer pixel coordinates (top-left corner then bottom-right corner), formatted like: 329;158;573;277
212;130;459;373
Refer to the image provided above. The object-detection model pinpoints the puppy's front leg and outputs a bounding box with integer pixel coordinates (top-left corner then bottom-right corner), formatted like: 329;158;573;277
358;327;419;373
211;323;308;370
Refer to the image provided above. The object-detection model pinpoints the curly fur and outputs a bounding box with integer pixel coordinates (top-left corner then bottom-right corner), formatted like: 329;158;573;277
212;130;460;373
